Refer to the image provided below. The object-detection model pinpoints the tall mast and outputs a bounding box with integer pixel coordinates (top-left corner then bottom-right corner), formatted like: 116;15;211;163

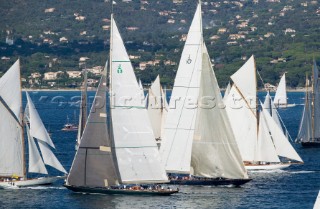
254;56;259;139
312;62;315;142
19;59;26;178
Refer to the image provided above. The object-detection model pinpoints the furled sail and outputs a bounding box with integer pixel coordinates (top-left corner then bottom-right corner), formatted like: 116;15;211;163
191;44;248;179
0;60;24;177
110;16;168;184
26;92;55;148
68;70;120;187
160;3;203;174
274;73;287;106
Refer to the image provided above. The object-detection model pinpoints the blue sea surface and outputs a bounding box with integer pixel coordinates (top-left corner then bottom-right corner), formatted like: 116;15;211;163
0;91;319;209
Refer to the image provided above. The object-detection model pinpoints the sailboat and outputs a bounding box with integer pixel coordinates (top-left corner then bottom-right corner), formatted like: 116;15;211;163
225;55;303;170
274;73;295;108
0;60;67;189
296;60;320;147
160;2;250;186
75;68;88;149
64;15;178;195
314;191;320;209
147;75;168;148
61;114;78;131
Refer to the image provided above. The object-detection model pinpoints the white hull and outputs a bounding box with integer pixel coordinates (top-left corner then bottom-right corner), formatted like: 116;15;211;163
0;176;65;189
245;163;291;170
275;103;296;108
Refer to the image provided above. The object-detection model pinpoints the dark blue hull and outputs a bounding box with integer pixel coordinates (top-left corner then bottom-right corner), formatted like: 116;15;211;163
301;142;320;148
64;184;178;196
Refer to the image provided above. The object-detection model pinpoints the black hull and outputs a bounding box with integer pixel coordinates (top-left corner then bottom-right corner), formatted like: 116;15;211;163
64;185;178;196
301;142;320;148
168;178;252;186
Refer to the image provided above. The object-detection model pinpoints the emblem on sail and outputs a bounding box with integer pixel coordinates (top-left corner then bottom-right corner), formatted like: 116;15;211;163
117;64;123;74
186;55;192;64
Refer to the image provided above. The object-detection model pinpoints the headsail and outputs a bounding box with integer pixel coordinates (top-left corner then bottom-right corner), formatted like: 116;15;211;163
191;44;248;179
26;124;48;175
26;92;55;148
110;16;168;184
160;3;203;174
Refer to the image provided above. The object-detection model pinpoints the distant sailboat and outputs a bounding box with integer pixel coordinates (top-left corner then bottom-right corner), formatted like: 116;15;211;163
75;68;88;149
0;60;67;189
160;2;250;186
274;73;296;108
296;60;320;147
64;15;177;195
225;55;303;170
147;75;168;148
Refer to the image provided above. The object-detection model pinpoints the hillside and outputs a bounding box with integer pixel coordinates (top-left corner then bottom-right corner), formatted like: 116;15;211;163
1;0;320;88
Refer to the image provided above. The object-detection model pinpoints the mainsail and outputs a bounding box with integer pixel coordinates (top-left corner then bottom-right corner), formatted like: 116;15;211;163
67;70;120;187
191;44;248;179
0;59;24;177
160;3;203;174
110;16;168;184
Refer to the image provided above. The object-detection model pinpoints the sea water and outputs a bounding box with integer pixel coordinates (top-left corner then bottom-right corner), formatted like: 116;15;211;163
0;91;319;209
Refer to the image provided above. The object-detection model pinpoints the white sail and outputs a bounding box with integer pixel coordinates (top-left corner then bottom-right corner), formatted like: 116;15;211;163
225;86;257;161
263;92;282;129
0;60;24;177
160;87;168;140
147;75;162;139
255;109;281;163
26;124;48;175
314;191;320;209
37;140;67;174
262;106;303;162
274;73;287;106
26;92;55;148
160;3;203;174
191;44;248;179
230;55;257;111
297;91;312;142
110;16;168;183
223;82;231;102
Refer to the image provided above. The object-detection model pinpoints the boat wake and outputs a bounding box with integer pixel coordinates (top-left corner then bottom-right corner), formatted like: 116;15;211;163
249;170;315;174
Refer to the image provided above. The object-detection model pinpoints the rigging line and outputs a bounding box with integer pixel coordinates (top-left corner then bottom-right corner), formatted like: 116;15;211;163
0;96;22;127
256;70;268;91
